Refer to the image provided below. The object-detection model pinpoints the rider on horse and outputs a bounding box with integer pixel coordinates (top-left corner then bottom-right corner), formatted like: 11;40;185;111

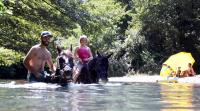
72;35;93;82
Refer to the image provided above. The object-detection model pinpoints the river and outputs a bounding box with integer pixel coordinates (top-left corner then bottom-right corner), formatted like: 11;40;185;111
0;78;200;111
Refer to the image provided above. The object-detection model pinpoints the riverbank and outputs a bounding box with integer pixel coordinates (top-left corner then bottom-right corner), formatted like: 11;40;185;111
1;74;200;88
109;74;200;84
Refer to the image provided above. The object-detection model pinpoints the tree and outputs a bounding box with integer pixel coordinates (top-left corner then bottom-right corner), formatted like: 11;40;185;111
123;0;200;73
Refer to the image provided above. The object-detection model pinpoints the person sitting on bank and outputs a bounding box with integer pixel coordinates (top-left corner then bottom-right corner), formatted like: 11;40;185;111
186;63;195;76
72;35;93;82
23;31;56;82
180;63;195;77
175;67;181;77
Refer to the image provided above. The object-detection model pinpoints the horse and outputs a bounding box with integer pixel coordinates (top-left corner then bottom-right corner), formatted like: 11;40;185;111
49;46;74;86
75;51;112;84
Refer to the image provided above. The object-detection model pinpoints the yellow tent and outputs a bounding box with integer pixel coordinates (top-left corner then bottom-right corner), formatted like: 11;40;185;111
160;52;195;77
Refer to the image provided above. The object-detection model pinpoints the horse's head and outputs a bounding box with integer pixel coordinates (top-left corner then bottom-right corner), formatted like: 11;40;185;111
92;51;112;83
55;49;74;82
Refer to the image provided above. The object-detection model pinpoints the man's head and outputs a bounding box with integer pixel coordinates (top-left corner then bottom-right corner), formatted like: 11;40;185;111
188;63;192;67
40;31;52;46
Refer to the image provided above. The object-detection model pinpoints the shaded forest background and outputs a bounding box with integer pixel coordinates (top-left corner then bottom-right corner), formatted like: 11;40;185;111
0;0;200;79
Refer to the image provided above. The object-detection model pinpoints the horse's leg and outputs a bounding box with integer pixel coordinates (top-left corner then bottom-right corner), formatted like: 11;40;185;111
81;64;92;84
80;66;86;84
59;72;68;86
72;67;81;84
72;67;79;82
89;70;95;83
73;61;85;83
77;73;82;84
86;65;92;83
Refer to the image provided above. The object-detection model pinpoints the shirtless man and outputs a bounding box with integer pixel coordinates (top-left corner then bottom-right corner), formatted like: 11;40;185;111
185;63;196;77
180;63;195;77
23;31;56;82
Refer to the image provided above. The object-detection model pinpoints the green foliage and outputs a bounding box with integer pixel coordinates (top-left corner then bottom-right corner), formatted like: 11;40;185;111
82;0;125;52
140;0;200;68
0;0;126;77
122;0;200;73
0;1;5;15
81;0;129;76
109;59;128;77
0;47;24;66
2;0;200;77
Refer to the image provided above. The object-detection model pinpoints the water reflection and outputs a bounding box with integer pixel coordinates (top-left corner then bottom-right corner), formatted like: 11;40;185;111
0;80;200;111
160;83;194;111
68;84;110;111
70;89;84;111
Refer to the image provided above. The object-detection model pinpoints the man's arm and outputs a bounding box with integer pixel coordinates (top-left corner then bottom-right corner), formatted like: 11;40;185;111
191;68;196;75
23;47;36;73
74;46;81;61
46;53;56;73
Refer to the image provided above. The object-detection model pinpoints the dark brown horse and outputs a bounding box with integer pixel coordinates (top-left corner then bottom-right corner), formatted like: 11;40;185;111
75;51;112;84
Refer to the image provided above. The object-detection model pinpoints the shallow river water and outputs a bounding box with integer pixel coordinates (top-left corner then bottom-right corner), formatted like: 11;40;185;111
0;79;200;111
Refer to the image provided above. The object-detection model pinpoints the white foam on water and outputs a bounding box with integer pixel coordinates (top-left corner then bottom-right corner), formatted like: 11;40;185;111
178;76;200;84
0;75;200;89
103;83;123;86
109;75;200;84
0;81;61;89
109;75;163;83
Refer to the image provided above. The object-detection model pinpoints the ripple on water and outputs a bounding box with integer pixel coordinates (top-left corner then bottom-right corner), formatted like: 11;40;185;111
0;79;200;111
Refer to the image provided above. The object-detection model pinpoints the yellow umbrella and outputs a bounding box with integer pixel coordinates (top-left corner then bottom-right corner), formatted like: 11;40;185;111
160;52;195;77
160;64;173;77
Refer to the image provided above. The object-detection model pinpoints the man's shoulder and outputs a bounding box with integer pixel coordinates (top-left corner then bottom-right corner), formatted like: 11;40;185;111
46;49;51;55
28;44;39;52
32;44;40;49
